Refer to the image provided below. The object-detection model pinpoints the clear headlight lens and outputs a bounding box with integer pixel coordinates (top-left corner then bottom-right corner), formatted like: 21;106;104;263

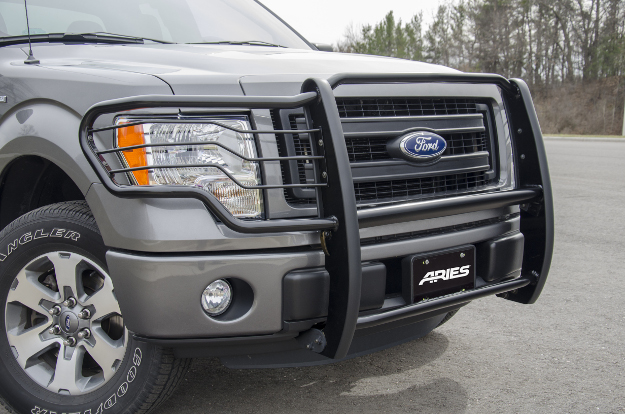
115;116;263;218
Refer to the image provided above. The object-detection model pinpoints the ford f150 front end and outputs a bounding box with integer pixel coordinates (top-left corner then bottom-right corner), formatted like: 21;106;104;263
0;1;553;413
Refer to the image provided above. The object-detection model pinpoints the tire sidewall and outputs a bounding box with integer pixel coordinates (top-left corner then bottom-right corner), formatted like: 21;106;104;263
0;208;154;414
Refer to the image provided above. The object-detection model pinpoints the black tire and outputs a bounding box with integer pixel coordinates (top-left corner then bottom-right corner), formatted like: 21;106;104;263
436;310;459;328
0;201;190;414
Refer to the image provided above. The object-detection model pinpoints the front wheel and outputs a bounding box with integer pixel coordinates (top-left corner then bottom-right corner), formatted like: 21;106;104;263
0;202;190;414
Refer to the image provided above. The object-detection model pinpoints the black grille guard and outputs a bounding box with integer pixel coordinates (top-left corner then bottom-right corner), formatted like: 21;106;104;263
80;73;554;359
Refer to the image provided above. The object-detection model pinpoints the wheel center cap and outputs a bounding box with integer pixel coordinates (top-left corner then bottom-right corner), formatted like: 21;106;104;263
60;311;79;334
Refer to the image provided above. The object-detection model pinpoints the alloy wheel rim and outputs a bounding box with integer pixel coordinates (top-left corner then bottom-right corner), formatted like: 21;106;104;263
4;252;128;396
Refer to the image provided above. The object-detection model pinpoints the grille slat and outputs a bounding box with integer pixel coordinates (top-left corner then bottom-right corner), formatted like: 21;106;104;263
337;98;479;118
274;111;316;206
289;115;313;185
354;173;489;204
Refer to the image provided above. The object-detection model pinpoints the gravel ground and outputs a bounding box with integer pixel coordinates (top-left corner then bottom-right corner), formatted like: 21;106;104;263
2;139;623;414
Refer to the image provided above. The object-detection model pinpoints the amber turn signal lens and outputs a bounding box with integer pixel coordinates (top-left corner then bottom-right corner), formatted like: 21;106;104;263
116;125;149;185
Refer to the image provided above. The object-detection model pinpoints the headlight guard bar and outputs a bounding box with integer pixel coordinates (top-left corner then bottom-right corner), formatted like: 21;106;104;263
79;89;342;234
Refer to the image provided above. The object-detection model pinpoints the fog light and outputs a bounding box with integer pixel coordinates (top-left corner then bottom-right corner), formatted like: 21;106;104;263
201;279;232;316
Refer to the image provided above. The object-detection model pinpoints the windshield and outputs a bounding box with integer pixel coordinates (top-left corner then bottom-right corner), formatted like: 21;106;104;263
0;0;311;48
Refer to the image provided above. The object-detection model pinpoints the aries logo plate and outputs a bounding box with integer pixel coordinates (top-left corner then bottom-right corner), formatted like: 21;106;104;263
399;131;447;161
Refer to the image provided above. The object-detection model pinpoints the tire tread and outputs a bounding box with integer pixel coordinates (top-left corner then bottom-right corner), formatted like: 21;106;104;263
0;201;100;239
129;348;192;414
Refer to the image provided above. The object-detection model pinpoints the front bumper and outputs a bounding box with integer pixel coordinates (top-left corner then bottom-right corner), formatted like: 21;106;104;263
107;209;525;338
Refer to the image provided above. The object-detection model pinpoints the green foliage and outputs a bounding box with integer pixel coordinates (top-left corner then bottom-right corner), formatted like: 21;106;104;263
336;0;625;84
336;11;424;61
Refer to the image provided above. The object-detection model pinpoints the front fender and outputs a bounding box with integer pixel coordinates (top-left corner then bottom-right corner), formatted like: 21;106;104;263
0;99;99;193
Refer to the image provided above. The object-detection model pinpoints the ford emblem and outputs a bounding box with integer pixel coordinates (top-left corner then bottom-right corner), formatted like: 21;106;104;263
399;131;447;161
65;315;72;331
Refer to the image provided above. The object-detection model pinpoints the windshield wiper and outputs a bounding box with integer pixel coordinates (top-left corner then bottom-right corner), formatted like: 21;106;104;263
84;32;174;44
187;40;287;48
0;32;174;47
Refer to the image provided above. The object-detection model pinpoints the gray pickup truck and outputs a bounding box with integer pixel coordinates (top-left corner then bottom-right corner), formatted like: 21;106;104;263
0;1;554;413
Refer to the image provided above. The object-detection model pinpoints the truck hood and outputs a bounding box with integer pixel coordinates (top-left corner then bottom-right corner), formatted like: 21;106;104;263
31;43;459;95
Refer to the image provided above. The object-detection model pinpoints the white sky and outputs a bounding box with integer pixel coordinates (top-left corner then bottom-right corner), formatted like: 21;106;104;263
260;0;446;45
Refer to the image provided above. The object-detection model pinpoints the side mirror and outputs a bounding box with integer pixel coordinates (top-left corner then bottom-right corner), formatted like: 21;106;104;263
313;43;334;52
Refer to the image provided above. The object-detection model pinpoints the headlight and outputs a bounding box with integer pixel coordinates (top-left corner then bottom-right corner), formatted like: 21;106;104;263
115;116;263;218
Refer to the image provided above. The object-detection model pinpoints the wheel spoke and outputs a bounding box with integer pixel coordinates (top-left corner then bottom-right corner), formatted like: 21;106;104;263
48;347;83;395
47;253;82;295
8;326;55;368
87;328;126;381
7;269;56;312
5;251;128;396
83;279;120;319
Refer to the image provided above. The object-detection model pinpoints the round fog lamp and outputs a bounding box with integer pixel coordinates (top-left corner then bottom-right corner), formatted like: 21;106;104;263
201;279;232;316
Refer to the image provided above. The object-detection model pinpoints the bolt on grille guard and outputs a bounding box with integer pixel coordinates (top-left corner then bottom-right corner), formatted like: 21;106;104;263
80;74;554;359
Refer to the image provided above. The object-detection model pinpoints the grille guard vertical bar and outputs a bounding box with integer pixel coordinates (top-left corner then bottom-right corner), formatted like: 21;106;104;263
302;79;362;360
506;79;554;304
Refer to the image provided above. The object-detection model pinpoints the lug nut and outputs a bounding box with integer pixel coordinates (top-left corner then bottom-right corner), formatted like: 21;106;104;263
48;325;61;335
77;329;91;340
48;306;61;316
63;337;77;347
78;309;91;319
63;297;77;308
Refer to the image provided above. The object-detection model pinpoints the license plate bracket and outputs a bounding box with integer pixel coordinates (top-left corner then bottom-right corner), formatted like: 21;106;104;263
402;246;476;303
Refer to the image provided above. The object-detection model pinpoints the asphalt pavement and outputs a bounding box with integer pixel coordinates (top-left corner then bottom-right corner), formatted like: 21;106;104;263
2;138;624;414
154;138;625;414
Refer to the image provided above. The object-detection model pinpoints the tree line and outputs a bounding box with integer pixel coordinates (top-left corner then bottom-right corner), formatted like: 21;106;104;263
336;0;625;135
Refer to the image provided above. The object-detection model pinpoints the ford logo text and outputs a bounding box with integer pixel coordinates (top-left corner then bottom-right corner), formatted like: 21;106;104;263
399;132;447;161
65;315;72;331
